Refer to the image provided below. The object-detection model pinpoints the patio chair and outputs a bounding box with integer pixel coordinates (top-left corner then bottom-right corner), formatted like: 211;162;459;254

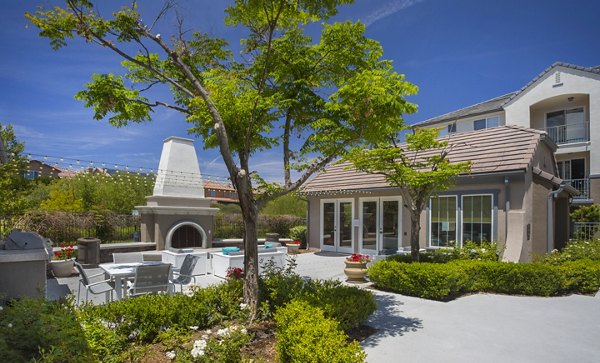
172;254;200;293
73;261;115;306
127;263;173;297
113;252;144;264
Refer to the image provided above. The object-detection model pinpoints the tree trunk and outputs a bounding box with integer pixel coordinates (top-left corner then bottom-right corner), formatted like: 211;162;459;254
238;189;260;320
410;210;421;262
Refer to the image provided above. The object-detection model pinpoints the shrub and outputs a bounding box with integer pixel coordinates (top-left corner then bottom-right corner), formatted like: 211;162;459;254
0;297;95;363
289;225;307;247
556;260;600;294
259;261;376;329
369;259;600;300
386;242;499;264
275;300;366;363
78;280;244;360
540;239;600;264
368;260;468;300
214;213;305;239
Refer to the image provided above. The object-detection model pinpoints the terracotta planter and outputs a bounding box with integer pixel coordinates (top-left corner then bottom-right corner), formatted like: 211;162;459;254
50;259;75;277
344;260;368;282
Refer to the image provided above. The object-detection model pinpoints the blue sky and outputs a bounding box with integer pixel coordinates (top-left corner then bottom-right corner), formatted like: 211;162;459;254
1;0;599;182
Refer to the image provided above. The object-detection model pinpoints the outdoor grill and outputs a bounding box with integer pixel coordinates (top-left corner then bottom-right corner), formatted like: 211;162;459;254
0;230;52;303
2;230;53;254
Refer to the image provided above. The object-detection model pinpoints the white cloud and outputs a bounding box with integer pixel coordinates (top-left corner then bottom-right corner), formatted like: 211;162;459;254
362;0;424;27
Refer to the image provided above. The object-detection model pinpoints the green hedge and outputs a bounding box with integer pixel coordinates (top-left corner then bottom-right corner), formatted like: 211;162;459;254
386;241;499;264
275;300;366;363
368;259;600;301
259;265;376;330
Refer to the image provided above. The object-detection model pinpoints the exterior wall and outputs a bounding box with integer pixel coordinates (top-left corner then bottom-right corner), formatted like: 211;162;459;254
590;177;600;204
306;173;531;257
435;111;505;136
530;179;550;260
504;67;600;179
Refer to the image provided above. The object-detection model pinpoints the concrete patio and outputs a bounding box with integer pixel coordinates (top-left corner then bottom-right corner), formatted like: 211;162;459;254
47;252;600;363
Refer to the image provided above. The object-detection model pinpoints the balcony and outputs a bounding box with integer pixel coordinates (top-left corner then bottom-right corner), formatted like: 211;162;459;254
545;122;589;145
566;178;590;200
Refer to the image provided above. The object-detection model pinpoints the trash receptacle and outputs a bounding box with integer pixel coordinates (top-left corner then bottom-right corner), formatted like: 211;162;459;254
77;237;100;266
265;233;280;242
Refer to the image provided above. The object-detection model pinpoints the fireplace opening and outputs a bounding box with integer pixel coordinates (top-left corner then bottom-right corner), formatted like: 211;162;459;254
166;222;207;249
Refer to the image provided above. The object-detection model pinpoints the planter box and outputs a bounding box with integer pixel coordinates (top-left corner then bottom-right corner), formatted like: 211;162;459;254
161;250;208;276
212;248;287;278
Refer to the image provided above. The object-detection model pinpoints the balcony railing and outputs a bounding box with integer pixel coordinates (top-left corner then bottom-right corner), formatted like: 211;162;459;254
566;178;590;200
571;222;600;240
545;122;590;145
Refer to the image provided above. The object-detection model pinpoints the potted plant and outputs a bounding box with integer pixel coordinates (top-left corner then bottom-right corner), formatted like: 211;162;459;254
50;244;77;277
344;253;371;282
287;240;301;254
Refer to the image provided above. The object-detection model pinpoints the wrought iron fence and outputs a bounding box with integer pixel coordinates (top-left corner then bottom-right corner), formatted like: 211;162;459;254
0;212;140;244
571;222;600;240
213;213;305;240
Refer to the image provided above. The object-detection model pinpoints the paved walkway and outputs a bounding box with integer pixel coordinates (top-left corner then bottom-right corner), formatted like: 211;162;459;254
48;252;600;362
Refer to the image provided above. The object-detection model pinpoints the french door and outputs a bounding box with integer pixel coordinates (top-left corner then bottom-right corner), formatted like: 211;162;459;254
359;197;402;255
320;199;354;253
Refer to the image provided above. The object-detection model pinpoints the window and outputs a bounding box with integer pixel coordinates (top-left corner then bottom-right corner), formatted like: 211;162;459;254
546;108;586;143
462;195;493;244
474;116;499;130
557;159;585;180
447;123;456;134
430;196;457;247
209;190;217;197
24;171;39;180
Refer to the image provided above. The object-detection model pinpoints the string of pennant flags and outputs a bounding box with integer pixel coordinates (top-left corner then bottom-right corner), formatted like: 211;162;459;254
16;153;235;188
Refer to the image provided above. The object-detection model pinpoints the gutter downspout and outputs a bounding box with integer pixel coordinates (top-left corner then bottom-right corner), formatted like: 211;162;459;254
504;176;510;252
547;184;566;253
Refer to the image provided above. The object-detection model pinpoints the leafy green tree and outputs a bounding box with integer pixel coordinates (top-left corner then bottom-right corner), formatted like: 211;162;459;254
570;204;600;223
345;128;470;261
37;171;153;214
27;0;417;314
0;123;30;214
260;194;306;218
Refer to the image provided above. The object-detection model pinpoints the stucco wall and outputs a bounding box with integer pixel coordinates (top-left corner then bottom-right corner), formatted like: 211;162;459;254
504;67;600;176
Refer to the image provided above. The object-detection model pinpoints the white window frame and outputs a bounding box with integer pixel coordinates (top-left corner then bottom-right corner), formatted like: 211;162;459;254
428;195;458;247
460;194;494;245
474;116;500;131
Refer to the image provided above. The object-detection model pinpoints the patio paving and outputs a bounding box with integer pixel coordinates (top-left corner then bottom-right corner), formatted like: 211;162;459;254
47;252;600;362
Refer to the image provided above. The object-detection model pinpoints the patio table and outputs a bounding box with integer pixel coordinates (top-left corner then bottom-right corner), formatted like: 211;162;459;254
99;261;164;300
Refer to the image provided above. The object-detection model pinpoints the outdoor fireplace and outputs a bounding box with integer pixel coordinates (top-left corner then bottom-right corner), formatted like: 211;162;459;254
136;137;217;250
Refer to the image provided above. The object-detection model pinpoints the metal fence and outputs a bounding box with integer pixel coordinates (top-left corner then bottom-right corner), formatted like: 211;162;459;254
571;222;600;240
0;212;140;244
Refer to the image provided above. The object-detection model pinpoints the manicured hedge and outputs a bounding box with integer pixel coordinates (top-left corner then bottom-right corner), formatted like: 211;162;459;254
368;259;600;301
275;300;366;363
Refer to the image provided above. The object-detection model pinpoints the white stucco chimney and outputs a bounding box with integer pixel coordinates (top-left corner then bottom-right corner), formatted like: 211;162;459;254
153;136;205;198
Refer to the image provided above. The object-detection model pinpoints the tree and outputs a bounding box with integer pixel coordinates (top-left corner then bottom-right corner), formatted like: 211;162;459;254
0;123;30;214
27;0;417;315
345;127;470;261
260;194;306;218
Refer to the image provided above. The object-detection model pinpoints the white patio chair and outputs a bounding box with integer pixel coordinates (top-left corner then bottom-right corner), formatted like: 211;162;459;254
172;254;200;293
127;263;173;297
113;252;144;264
73;261;115;306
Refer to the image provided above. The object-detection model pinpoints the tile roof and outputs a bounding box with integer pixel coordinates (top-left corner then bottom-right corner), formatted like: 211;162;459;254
416;62;600;127
416;93;515;127
301;125;550;194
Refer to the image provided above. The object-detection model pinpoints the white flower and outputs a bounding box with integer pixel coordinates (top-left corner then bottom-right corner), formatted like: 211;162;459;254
193;339;207;350
241;328;248;335
7;323;13;328
239;303;248;310
189;326;199;331
191;347;205;358
205;329;212;334
229;325;239;332
217;328;230;338
0;305;3;311
165;351;176;360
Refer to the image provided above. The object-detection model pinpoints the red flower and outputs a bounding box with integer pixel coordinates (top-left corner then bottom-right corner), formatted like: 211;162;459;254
226;267;244;280
346;253;371;263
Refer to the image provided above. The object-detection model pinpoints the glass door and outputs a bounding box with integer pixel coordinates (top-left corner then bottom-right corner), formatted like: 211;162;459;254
320;199;354;253
360;197;402;255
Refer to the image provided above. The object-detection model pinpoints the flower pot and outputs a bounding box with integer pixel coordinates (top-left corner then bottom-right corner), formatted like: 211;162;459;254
344;260;368;282
287;244;300;254
50;259;75;277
